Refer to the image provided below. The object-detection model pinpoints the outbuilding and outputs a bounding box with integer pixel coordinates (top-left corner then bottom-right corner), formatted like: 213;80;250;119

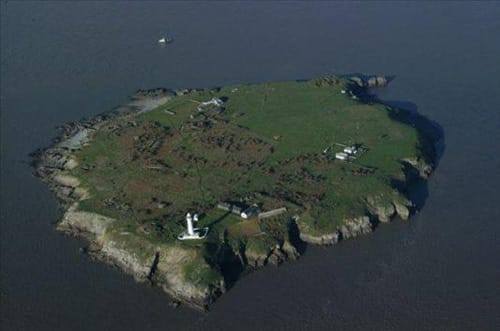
335;152;349;160
231;206;242;215
201;97;224;107
217;202;232;212
344;146;357;155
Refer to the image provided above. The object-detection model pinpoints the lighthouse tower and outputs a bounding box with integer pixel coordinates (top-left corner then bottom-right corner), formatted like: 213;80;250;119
177;211;209;240
186;213;194;236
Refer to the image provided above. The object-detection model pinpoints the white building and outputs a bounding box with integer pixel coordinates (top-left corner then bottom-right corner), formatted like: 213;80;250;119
335;152;349;160
344;146;357;155
240;206;259;219
240;211;251;219
177;212;209;240
200;97;224;107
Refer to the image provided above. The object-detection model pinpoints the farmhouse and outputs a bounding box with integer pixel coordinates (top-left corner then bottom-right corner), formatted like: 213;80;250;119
344;145;358;155
241;206;260;219
336;145;362;161
217;201;261;219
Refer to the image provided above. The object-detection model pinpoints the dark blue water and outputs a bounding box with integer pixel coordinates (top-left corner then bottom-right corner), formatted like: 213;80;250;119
1;2;499;330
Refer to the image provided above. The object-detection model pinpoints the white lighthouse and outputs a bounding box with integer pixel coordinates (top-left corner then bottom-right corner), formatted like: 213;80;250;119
186;213;194;236
177;212;209;240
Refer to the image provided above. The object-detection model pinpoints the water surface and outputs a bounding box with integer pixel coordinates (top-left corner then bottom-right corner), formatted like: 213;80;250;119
1;2;499;330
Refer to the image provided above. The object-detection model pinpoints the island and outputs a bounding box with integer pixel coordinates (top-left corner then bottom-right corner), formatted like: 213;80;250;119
32;76;437;310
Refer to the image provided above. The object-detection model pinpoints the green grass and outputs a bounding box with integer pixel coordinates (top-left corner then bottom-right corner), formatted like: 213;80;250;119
245;234;278;256
183;253;222;288
68;76;428;265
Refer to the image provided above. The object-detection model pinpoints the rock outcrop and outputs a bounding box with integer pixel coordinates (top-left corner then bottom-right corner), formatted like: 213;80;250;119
366;196;396;223
155;246;225;309
299;231;340;245
58;206;115;238
99;235;156;282
393;201;410;220
403;157;434;179
339;216;372;239
281;240;300;260
244;239;298;268
349;75;388;88
298;215;372;245
367;76;388;88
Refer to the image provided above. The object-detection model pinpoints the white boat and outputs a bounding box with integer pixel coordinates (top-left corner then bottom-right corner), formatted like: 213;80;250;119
158;36;173;44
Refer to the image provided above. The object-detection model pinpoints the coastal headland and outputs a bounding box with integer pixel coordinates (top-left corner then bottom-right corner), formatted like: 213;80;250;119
31;76;438;310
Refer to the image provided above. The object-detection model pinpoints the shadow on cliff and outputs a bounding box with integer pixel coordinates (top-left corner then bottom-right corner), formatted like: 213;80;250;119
384;99;445;211
350;76;446;213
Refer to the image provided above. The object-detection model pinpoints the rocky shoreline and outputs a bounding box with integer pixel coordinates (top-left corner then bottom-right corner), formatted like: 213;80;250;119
31;77;437;310
31;89;228;310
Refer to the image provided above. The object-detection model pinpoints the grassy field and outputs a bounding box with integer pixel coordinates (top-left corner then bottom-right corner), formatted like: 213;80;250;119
69;77;426;283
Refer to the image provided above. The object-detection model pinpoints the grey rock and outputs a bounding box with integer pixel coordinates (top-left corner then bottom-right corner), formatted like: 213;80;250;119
340;216;372;239
299;231;340;245
394;202;410;221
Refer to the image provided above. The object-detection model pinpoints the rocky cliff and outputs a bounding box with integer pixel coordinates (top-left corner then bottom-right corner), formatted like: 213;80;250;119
59;203;225;310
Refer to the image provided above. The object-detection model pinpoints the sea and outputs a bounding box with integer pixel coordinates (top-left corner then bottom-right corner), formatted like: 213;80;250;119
1;2;499;330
